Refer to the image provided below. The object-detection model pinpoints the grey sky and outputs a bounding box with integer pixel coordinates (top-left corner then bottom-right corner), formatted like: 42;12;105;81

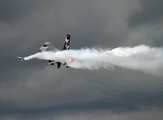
0;0;163;120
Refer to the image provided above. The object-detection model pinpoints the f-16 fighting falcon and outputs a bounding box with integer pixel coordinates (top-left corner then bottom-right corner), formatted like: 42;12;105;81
18;34;71;68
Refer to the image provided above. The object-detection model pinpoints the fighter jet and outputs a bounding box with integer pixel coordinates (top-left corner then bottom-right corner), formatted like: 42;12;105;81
18;34;71;68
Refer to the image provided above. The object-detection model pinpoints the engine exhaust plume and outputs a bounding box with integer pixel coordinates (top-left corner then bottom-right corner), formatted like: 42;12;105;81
18;45;163;76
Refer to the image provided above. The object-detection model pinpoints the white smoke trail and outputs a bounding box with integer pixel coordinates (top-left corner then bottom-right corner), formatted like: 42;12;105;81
22;45;163;75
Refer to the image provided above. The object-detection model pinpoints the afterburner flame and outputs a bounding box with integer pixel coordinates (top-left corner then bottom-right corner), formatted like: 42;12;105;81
66;58;73;63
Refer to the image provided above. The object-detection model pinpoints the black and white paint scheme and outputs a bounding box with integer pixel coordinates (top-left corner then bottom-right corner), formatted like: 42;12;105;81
0;0;163;120
18;34;71;68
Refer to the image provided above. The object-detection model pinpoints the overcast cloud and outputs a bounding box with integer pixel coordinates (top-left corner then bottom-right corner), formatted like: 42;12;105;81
0;0;163;120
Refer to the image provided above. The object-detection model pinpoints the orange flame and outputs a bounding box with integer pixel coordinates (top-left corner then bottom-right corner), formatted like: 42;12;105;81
66;58;73;63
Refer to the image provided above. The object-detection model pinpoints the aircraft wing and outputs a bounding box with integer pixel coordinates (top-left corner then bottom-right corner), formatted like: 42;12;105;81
62;34;71;50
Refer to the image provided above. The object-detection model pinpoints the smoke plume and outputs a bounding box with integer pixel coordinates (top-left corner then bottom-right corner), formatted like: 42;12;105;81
22;45;163;75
